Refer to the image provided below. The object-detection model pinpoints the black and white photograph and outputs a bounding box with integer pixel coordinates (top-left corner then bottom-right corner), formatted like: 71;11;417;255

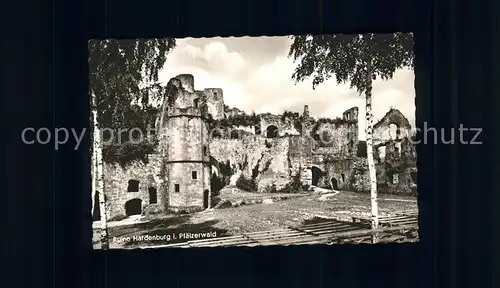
90;34;418;249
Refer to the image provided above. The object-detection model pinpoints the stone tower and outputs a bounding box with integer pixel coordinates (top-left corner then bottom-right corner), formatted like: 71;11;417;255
161;74;212;212
303;105;310;118
343;107;359;121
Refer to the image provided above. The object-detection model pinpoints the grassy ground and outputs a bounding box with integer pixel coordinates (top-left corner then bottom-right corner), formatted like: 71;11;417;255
93;190;418;249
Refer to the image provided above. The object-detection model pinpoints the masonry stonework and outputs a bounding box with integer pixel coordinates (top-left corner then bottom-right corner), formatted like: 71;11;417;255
99;75;417;220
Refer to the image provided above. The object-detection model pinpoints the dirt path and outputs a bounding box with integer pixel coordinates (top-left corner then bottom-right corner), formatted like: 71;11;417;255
94;190;418;249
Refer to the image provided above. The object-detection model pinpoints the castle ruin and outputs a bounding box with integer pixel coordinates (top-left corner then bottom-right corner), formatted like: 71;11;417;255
95;74;417;221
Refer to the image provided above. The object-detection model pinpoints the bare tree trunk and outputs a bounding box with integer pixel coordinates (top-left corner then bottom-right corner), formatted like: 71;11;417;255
92;94;109;249
91;115;96;218
365;64;379;243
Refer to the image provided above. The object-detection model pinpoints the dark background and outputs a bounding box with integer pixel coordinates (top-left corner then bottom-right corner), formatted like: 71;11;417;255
5;0;498;287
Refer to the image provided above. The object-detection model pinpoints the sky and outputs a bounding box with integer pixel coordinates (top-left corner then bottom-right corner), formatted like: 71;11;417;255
157;36;416;140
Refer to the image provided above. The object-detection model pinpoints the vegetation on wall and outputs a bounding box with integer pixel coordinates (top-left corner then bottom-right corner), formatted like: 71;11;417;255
262;160;272;174
165;82;179;106
206;111;260;134
101;94;161;166
236;174;258;192
252;154;265;179
383;165;407;180
282;110;305;133
103;141;156;167
219;160;234;186
279;170;303;193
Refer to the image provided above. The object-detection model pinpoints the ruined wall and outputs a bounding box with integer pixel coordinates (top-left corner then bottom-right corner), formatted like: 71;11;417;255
288;136;314;184
176;74;195;93
373;108;413;145
374;137;417;195
280;118;301;136
343;107;359;121
167;162;211;209
324;157;370;192
232;125;255;135
311;121;358;156
103;155;162;220
260;114;282;137
376;165;417;195
209;136;291;191
203;88;224;120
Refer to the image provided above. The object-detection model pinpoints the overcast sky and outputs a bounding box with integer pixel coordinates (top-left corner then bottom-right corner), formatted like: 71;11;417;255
157;36;415;140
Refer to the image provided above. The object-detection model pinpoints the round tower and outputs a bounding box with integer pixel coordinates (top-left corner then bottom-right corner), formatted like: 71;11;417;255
175;74;195;93
163;77;211;212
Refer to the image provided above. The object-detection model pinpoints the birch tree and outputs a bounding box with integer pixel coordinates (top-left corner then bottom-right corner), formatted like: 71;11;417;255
89;39;176;248
288;33;414;242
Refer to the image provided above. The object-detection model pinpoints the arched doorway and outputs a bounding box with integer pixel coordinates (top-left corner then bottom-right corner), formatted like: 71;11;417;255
266;125;279;138
203;190;210;209
125;199;142;216
311;166;323;186
330;178;339;190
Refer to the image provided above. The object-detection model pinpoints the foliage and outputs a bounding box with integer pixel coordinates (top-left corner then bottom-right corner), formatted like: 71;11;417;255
209;113;260;131
89;39;176;125
210;174;224;197
235;174;258;192
103;141;156;167
218;160;234;186
281;110;300;121
277;170;302;193
288;33;414;93
309;117;352;142
383;164;408;182
89;39;176;164
282;110;305;133
267;183;278;193
262;160;272;173
411;186;418;197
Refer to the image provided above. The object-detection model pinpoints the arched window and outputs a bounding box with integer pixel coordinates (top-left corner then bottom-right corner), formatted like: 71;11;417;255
266;125;279;138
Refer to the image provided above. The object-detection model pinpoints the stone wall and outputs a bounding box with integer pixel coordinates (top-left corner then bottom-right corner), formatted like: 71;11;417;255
374;137;417;195
232;125;255;135
167;162;211;210
203;88;224;120
260;114;283;137
209;136;291;191
324;157;370;192
175;74;195;93
103;155;162;220
165;116;209;162
373;108;413;145
288;136;313;186
311;121;358;156
343;107;359;121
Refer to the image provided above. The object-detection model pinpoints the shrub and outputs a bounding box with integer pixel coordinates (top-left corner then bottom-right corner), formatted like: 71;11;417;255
276;172;302;193
103;141;156;167
411;186;418;197
268;183;278;193
235;174;258;192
